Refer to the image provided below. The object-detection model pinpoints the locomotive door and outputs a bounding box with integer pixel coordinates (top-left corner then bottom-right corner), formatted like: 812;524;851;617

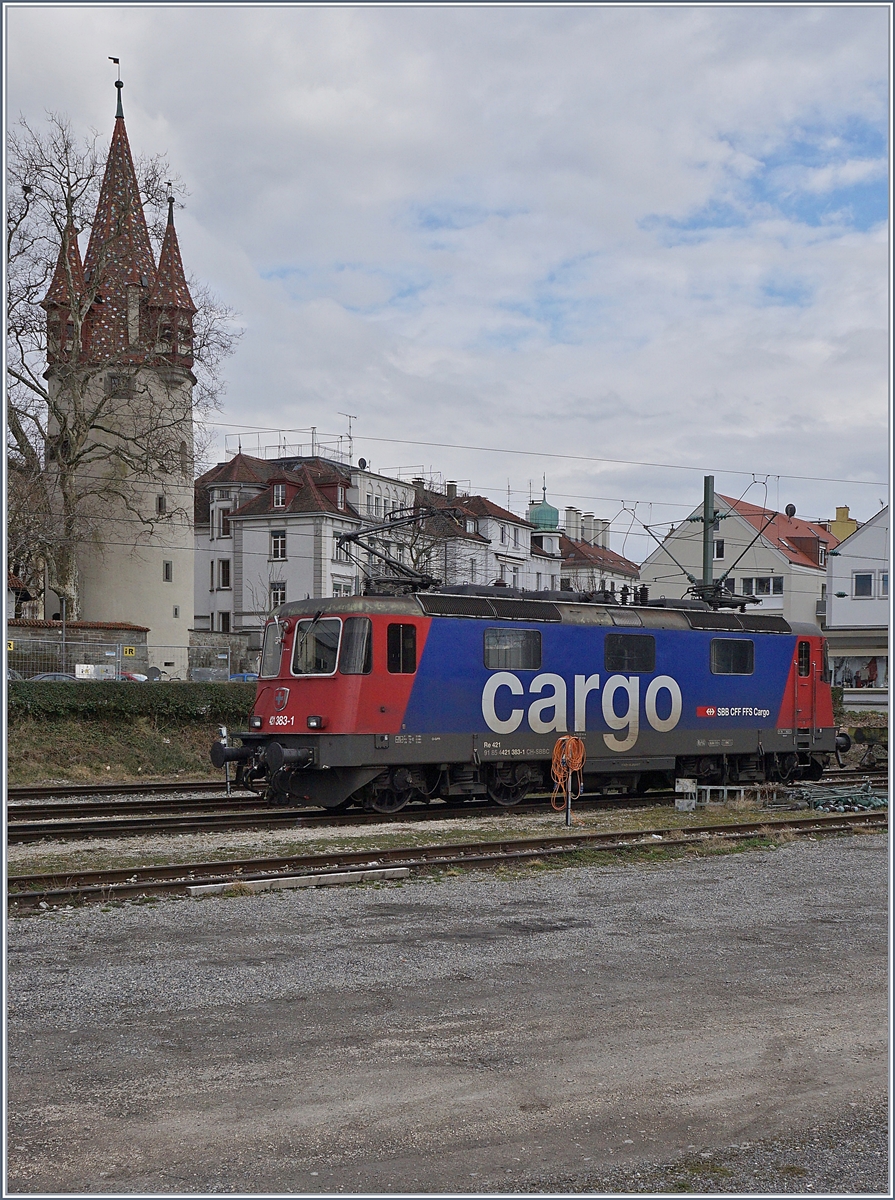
795;640;814;731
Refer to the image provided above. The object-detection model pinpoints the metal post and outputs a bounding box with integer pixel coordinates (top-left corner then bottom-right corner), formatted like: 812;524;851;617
702;475;715;591
219;725;231;796
60;597;67;674
565;750;572;827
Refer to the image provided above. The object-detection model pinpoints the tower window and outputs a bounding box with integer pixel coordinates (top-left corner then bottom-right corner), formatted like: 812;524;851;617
173;606;180;619
156;494;166;515
218;508;231;538
162;561;173;583
106;373;133;398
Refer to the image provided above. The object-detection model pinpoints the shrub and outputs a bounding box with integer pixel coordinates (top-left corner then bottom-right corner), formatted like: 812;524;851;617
7;681;256;724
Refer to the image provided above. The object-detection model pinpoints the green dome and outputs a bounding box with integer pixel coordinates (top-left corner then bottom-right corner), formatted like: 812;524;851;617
528;491;559;531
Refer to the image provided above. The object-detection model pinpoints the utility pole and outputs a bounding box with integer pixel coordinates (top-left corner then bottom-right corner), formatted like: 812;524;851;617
702;475;715;591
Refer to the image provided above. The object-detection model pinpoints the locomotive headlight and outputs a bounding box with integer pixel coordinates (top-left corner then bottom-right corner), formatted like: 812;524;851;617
307;715;327;730
249;715;263;730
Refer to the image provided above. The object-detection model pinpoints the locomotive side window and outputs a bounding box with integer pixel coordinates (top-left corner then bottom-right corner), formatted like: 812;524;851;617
339;617;373;675
483;628;541;670
292;618;341;675
387;623;417;674
798;640;811;677
260;623;283;678
604;634;655;673
710;639;754;675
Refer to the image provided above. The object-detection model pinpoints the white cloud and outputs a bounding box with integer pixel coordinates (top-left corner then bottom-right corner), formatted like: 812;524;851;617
5;3;889;565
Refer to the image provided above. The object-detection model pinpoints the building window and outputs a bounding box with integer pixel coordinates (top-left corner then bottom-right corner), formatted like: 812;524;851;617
535;572;542;590
218;559;231;589
337;486;345;508
218;507;231;538
173;605;180;619
853;572;874;598
500;524;508;544
334;533;351;563
755;577;771;596
272;483;286;508
219;611;231;634
713;540;724;560
513;528;520;548
367;491;374;514
881;572;889;598
209;562;215;591
484;628;541;670
741;579;753;595
162;560;173;583
711;639;754;675
470;558;477;583
106;373;133;398
512;567;520;589
818;546;827;567
271;530;287;560
269;582;286;609
772;577;783;594
466;518;477;534
156;494;166;516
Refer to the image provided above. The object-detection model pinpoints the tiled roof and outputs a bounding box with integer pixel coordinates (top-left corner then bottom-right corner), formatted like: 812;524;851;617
718;495;839;570
194;454;281;523
82;111;158;361
148;207;196;315
228;465;357;519
8;619;150;631
460;495;534;527
8;572;28;591
559;536;640;579
42;224;85;309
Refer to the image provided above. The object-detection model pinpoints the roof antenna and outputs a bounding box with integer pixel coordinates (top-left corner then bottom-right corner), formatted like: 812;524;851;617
109;57;124;117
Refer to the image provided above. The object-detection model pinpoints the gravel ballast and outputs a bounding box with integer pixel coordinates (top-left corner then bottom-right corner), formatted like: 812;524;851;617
7;832;888;1194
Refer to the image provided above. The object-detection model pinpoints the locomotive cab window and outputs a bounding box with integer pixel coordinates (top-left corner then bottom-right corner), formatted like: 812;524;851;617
710;639;754;675
484;628;541;670
798;640;811;677
292;618;341;675
259;622;283;678
604;634;655;673
339;617;373;675
387;624;417;674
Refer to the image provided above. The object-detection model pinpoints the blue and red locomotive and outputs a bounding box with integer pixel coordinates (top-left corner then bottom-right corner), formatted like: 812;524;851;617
212;586;838;812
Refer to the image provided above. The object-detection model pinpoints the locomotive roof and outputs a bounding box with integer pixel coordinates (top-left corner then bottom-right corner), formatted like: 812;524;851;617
275;593;794;634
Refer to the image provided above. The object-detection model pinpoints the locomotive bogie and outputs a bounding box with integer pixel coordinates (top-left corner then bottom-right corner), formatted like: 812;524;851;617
217;592;836;810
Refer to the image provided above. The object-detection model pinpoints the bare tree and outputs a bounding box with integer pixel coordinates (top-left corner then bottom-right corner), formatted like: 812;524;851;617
6;109;240;616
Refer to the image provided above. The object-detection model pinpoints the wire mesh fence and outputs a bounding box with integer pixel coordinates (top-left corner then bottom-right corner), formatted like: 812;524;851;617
6;639;247;682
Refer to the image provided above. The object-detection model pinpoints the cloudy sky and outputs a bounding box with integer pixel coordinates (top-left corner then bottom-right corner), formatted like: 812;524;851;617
6;3;890;561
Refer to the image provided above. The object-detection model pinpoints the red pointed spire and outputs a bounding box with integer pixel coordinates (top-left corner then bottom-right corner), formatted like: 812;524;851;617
42;223;85;308
82;82;157;360
149;199;196;314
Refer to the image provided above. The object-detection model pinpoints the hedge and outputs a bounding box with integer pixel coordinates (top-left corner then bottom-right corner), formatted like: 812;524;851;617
7;681;257;724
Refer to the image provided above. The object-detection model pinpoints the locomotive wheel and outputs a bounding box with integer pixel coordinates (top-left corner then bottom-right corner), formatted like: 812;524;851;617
487;779;529;807
369;788;412;814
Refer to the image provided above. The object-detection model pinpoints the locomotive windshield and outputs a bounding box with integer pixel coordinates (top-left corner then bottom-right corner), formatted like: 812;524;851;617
259;622;282;678
292;618;341;675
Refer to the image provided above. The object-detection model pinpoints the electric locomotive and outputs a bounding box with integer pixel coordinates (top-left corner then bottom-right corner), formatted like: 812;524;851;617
212;585;839;811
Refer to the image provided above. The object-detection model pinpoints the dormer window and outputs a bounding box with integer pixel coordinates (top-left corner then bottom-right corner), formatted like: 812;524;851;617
819;546;827;567
466;518;477;534
337;486;345;508
273;483;287;508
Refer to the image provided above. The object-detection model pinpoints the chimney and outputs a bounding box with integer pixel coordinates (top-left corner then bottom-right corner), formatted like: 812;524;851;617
564;507;581;541
446;481;457;500
581;513;595;544
594;518;610;549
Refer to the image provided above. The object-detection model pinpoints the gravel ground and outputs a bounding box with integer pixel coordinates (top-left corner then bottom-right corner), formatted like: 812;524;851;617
7;832;888;1195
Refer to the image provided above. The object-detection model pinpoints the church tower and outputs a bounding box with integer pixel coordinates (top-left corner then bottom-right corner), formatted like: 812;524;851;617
41;79;196;664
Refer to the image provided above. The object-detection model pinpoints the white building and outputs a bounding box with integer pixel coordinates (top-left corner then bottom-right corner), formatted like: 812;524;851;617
824;505;888;711
639;494;837;628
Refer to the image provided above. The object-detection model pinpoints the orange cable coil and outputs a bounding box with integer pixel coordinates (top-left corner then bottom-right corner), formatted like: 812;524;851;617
550;735;587;810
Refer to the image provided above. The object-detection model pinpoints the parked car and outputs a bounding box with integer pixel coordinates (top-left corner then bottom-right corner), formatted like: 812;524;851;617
115;672;148;682
28;672;78;682
7;668;23;681
229;672;259;683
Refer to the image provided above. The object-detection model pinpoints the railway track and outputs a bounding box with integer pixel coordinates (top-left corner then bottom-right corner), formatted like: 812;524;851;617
8;766;887;805
7;810;886;911
7;774;887;843
6;792;674;842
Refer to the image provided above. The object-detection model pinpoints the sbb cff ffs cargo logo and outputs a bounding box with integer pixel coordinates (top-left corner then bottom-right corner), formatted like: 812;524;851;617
697;706;716;718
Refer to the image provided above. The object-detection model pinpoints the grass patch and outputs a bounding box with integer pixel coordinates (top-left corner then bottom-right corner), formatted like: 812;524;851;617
7;716;224;786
